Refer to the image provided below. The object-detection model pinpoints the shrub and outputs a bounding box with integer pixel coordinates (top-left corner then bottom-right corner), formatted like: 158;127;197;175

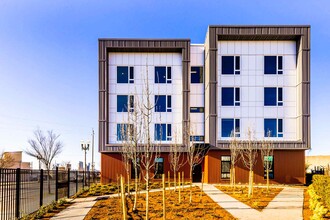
308;175;330;219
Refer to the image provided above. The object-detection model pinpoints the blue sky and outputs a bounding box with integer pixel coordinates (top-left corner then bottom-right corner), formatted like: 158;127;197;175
0;0;329;169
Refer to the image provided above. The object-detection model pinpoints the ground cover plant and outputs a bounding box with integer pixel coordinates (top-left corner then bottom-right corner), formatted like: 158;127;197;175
85;186;237;220
215;185;282;211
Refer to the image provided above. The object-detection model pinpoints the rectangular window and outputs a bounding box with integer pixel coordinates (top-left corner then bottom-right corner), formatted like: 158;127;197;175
155;95;171;112
264;88;283;106
190;136;205;141
222;87;240;106
264;156;274;179
155;157;164;179
190;107;204;113
264;56;283;74
191;66;204;83
154;124;172;141
264;119;283;137
117;95;134;112
221;118;240;137
221;156;231;179
222;56;240;75
117;66;134;83
116;124;133;141
155;66;171;83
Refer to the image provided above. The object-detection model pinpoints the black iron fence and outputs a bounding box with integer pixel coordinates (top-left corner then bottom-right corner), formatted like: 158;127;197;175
0;168;99;220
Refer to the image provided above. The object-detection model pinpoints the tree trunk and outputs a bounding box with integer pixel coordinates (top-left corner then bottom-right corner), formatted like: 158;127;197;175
145;173;149;220
178;172;181;204
162;174;166;220
189;168;193;204
266;168;270;193
168;171;170;189
174;172;176;191
127;173;130;196
233;167;236;190
248;170;253;198
133;166;138;211
120;175;127;220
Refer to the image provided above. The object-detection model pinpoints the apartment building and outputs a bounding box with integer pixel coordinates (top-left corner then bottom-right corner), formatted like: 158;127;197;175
99;25;310;184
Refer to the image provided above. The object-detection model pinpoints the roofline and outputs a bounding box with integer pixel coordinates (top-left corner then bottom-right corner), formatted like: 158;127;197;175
208;25;310;28
98;38;191;42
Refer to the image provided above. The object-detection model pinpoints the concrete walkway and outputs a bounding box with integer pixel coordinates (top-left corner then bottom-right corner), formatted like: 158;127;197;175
52;184;304;220
202;184;304;220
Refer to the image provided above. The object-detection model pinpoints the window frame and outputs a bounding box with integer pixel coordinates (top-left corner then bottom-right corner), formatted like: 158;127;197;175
221;56;240;75
116;123;133;141
264;87;283;106
190;107;204;113
222;87;240;106
155;95;172;112
155;66;172;83
221;118;240;137
264;118;283;138
117;66;134;83
154;157;164;179
191;66;204;83
154;123;172;141
221;156;231;179
117;95;134;112
264;56;283;75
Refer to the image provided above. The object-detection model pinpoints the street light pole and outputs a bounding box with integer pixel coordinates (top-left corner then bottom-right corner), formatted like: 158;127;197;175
81;140;90;187
91;129;95;173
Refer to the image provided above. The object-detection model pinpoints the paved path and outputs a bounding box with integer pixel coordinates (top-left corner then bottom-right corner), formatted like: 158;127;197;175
52;184;304;220
202;184;304;220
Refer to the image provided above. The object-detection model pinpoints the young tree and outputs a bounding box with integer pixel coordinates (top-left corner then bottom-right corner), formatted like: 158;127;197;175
229;131;240;189
168;127;186;191
185;124;208;203
240;128;258;198
0;151;14;168
25;129;63;193
260;131;274;193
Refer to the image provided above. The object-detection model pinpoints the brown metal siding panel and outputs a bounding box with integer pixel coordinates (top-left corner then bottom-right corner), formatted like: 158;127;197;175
101;153;126;184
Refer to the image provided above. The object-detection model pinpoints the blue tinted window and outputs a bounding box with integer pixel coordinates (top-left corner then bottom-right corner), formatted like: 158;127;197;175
117;67;128;83
117;95;128;112
155;124;166;141
264;56;277;74
264;119;277;137
155;95;166;112
222;119;234;137
167;124;172;140
222;88;234;106
264;88;277;106
278;119;283;133
222;56;234;74
167;67;172;83
117;124;130;141
191;67;204;83
155;67;166;83
190;107;204;113
235;119;240;133
190;136;205;141
278;56;283;70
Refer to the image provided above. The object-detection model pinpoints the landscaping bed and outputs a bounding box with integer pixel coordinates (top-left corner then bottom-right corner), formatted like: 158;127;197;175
84;186;237;219
215;185;283;211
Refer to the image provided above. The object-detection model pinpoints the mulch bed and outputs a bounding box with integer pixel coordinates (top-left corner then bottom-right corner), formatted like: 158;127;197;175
215;185;283;211
84;186;237;219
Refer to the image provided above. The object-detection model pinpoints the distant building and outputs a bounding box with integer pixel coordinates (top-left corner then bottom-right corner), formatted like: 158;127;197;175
78;161;83;171
306;155;330;175
4;151;31;169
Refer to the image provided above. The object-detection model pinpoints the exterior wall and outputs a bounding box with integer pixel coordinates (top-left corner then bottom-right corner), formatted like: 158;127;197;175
101;152;191;183
190;45;205;137
217;41;298;141
108;52;183;144
204;150;305;184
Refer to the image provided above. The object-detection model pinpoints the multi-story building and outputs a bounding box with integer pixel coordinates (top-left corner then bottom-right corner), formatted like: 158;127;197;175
99;25;310;184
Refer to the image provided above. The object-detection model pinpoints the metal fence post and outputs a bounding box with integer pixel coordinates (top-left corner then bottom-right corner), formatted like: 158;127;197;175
55;167;59;201
88;171;90;186
76;171;78;193
67;169;70;198
15;168;21;219
40;169;44;207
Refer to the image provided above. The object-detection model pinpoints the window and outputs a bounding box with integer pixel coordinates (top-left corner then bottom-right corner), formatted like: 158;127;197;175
154;124;172;141
264;56;283;74
117;95;134;112
117;66;134;83
222;88;240;106
264;156;274;179
222;56;240;75
155;66;171;83
264;88;283;106
191;66;203;83
221;156;231;179
190;107;204;113
264;119;283;137
155;95;171;112
221;119;240;137
154;157;164;179
190;136;205;141
116;124;133;141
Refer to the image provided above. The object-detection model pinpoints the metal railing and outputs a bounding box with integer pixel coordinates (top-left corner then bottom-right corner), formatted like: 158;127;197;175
0;168;99;220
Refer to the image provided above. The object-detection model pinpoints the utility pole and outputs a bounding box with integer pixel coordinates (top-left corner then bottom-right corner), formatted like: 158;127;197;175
91;129;95;173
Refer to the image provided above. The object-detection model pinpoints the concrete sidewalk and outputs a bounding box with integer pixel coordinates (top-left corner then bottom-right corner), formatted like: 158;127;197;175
52;184;304;220
202;184;304;220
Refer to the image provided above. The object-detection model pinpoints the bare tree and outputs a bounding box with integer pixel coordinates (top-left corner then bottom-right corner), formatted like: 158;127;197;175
229;131;240;189
240;128;258;198
168;127;186;191
25;129;63;193
139;68;161;220
186;124;208;203
120;123;132;196
260;130;274;193
0;151;15;168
